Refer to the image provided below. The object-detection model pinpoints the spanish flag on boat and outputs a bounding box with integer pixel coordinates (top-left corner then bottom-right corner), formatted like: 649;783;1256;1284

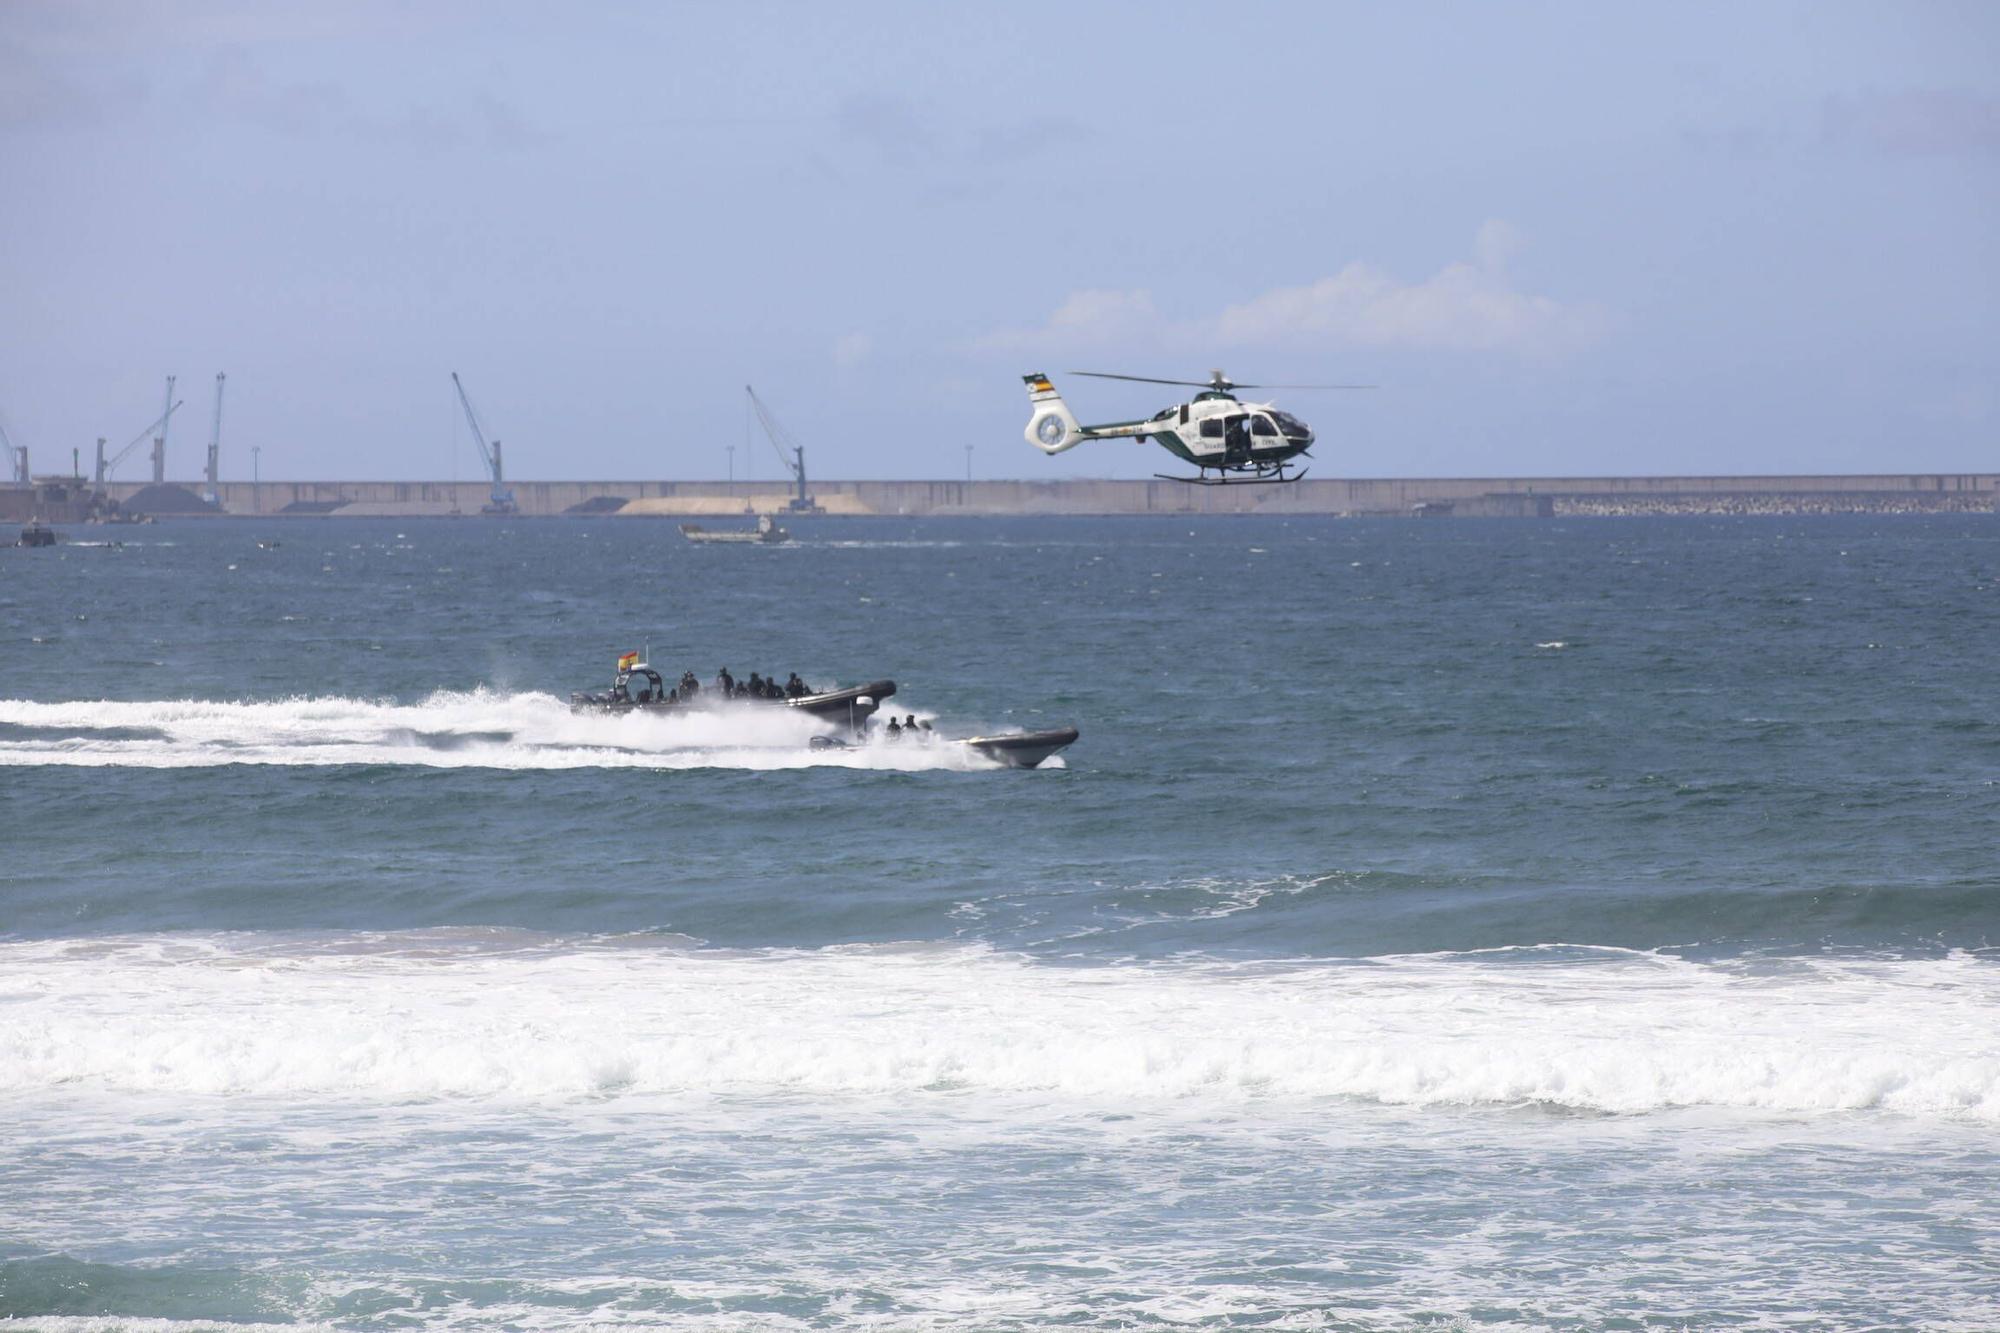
617;650;640;672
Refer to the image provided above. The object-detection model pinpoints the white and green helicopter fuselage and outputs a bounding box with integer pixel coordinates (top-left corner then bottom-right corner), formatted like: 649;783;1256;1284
1021;372;1317;482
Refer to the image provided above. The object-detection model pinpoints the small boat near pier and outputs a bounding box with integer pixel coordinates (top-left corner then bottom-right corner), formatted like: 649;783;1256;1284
678;515;792;545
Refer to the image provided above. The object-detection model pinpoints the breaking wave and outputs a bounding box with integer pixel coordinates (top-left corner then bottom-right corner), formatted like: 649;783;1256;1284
0;692;992;772
2;935;1993;1120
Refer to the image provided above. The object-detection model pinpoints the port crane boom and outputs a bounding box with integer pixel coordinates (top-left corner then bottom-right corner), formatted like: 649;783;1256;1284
451;371;517;515
745;385;822;514
100;400;184;484
0;418;25;484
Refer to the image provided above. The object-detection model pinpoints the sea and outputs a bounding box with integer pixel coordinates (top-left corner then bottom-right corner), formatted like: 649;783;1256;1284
1;514;1996;1331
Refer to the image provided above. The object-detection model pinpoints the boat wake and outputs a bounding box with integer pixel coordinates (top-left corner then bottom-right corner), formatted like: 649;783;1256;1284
0;692;998;772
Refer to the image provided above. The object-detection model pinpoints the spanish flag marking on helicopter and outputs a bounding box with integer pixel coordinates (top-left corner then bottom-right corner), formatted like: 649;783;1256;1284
618;651;640;672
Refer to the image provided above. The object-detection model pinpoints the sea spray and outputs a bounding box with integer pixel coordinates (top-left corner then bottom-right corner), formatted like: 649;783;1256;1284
3;934;1993;1119
0;692;993;772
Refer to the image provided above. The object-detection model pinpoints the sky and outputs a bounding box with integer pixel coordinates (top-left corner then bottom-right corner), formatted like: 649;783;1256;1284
2;0;1996;482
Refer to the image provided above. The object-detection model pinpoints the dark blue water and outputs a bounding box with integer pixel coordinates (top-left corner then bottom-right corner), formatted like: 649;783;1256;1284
3;516;1997;1330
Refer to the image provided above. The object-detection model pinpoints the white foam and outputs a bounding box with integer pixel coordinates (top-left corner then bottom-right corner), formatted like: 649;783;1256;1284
0;1323;342;1333
0;692;995;772
1;937;1992;1120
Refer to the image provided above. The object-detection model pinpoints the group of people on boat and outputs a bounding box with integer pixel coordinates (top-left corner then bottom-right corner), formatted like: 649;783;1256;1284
715;668;813;701
810;714;933;753
617;667;816;707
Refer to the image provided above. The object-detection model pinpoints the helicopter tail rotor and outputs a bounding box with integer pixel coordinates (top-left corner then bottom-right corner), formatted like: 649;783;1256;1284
1021;373;1084;454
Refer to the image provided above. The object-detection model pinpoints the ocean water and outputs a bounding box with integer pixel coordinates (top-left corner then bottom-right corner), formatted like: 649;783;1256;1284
1;514;1996;1331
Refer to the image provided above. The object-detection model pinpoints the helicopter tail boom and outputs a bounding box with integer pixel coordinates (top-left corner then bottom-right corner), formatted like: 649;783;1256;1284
1021;373;1084;454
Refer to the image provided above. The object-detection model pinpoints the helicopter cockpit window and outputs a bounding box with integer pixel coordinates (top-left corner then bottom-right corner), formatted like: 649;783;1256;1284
1270;411;1311;438
1250;415;1278;436
1198;418;1225;438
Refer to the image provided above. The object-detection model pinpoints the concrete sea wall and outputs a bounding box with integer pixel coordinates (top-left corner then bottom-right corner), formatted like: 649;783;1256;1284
6;474;1992;521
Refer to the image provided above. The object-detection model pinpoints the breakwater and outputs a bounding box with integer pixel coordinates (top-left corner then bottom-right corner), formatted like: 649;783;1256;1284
5;473;1993;521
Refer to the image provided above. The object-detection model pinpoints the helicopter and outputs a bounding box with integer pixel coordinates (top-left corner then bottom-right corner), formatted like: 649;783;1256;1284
1021;369;1370;484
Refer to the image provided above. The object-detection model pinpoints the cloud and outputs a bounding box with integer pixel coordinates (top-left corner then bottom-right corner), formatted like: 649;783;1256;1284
195;45;347;136
190;44;542;150
1680;125;1778;159
831;332;873;368
1820;89;2000;157
0;9;531;145
967;114;1091;165
833;93;1088;171
0;33;147;129
834;93;933;163
976;288;1161;353
1215;220;1603;356
1054;288;1160;329
983;222;1606;360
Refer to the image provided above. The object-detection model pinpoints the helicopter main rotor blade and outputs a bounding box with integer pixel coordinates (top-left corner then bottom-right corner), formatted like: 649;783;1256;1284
1067;371;1219;389
1069;370;1378;391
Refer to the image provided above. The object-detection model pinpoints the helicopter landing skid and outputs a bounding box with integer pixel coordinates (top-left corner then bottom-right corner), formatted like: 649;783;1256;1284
1155;467;1308;486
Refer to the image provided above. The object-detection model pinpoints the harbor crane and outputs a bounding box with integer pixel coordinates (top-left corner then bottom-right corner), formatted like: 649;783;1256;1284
204;372;225;504
450;372;517;515
99;399;184;485
745;385;824;514
152;375;175;483
0;418;27;484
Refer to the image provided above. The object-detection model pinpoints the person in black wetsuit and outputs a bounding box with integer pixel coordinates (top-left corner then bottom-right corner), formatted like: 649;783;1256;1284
885;717;903;740
786;672;808;699
717;667;736;699
746;672;765;699
1224;416;1251;466
680;671;699;698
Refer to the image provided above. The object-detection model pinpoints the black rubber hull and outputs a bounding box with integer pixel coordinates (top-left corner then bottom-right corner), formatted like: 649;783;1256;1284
963;727;1079;769
784;680;896;722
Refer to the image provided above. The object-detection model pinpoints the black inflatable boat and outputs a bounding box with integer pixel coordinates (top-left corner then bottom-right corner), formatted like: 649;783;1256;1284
571;665;894;730
963;727;1079;769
